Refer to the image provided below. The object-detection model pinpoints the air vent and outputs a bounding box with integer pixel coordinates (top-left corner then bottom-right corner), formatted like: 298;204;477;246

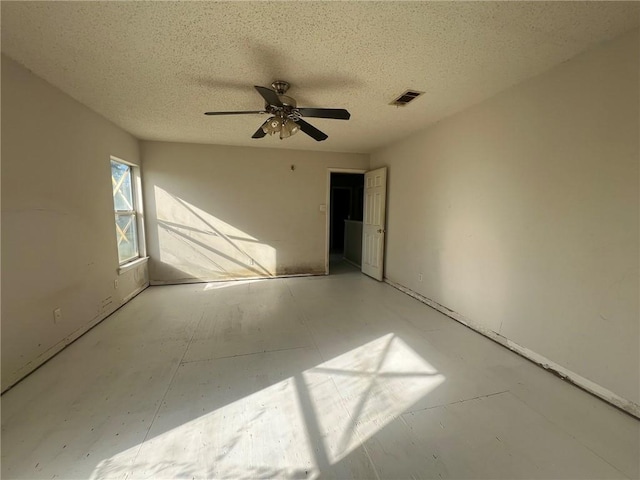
390;89;424;106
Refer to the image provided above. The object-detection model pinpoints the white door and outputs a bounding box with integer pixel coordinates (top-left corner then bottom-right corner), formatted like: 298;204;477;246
361;167;387;280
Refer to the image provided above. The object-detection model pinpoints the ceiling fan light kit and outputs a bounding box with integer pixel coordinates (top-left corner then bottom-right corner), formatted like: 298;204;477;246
204;80;350;142
261;115;300;139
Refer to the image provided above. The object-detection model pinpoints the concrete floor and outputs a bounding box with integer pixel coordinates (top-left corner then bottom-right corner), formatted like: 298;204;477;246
2;260;638;479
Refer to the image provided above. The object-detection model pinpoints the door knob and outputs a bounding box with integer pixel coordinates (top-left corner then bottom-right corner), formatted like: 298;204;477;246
377;228;385;233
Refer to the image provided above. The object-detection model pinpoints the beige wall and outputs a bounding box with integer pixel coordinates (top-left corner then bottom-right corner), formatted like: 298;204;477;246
141;141;368;284
371;30;639;408
1;55;149;391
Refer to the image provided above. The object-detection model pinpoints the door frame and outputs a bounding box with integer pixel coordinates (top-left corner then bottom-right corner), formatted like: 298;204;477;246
325;168;367;275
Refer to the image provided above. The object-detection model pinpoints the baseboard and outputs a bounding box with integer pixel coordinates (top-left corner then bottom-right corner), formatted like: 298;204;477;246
2;282;150;395
123;282;149;303
384;278;640;419
150;272;324;286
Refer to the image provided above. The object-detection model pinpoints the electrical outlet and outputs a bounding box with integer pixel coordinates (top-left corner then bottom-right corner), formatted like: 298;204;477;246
53;308;62;323
418;273;423;282
114;279;119;289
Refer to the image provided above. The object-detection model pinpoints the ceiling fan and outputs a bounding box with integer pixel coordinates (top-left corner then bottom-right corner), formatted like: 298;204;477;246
204;81;350;141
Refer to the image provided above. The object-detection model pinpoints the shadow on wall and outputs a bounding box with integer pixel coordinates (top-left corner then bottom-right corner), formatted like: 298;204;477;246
150;186;277;283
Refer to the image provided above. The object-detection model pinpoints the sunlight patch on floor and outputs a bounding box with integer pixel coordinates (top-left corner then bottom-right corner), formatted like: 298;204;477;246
90;334;444;479
306;333;445;463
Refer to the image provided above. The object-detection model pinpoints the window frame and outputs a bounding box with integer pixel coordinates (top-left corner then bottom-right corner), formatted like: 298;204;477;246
111;156;146;267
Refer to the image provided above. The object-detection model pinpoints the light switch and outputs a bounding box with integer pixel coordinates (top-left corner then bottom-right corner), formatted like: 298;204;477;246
319;204;326;212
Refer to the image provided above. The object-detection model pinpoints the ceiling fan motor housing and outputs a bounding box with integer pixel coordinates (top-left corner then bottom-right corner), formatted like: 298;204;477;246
270;80;297;109
278;95;297;108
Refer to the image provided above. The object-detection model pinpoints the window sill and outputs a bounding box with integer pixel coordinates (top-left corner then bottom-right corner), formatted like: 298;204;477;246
118;256;149;275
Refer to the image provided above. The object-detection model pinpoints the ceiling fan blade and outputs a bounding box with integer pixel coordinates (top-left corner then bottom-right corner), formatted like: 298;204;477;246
296;118;328;141
204;110;265;115
252;120;269;139
297;108;351;120
254;86;283;107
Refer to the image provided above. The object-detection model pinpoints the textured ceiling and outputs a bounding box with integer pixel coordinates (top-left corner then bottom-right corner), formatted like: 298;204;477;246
2;1;639;154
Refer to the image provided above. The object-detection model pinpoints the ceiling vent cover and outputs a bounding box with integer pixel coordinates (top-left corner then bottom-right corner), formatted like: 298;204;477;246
390;90;424;106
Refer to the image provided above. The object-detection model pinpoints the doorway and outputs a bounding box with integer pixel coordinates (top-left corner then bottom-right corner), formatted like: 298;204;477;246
326;171;365;274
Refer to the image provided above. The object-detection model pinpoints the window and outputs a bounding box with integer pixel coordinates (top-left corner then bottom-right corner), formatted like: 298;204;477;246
111;158;140;264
